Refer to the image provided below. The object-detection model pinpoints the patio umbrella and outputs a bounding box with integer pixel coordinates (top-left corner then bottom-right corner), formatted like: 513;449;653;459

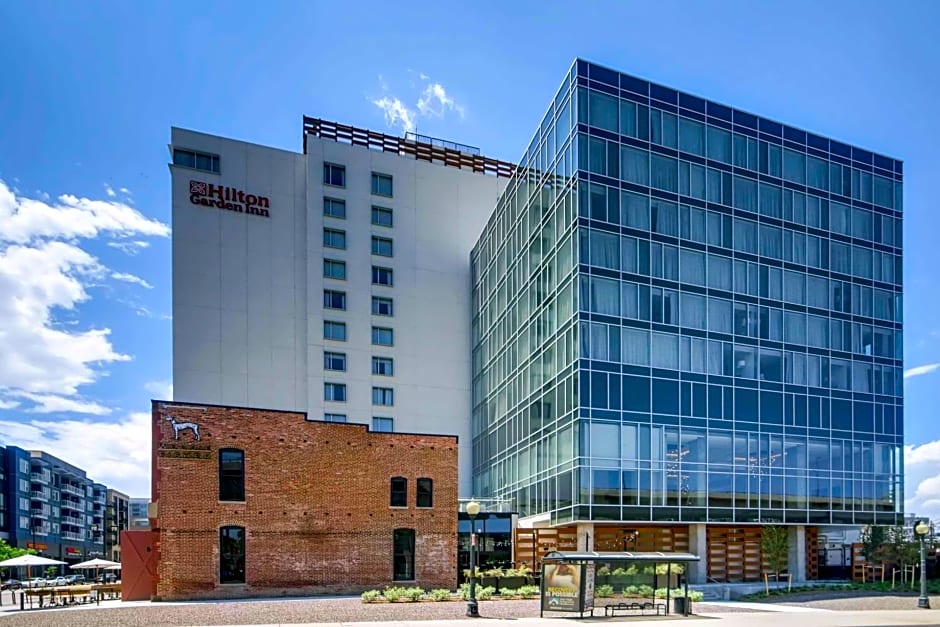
70;558;120;583
0;554;66;584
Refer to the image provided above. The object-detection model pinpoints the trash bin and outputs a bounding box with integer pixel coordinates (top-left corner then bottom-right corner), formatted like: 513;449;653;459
673;596;690;615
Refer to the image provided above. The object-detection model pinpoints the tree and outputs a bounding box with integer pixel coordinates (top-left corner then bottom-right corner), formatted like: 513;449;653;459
859;525;886;564
44;566;57;578
884;526;919;575
761;526;789;579
0;538;34;580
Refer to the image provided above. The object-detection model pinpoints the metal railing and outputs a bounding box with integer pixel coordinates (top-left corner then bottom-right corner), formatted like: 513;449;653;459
304;117;516;179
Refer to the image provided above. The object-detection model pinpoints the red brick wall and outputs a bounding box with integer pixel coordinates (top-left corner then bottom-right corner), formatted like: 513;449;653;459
152;401;458;600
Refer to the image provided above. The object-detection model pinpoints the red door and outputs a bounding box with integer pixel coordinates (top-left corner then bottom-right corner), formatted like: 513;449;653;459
121;531;158;601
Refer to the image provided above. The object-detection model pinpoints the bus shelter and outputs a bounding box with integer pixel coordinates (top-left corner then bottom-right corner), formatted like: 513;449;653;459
540;551;701;618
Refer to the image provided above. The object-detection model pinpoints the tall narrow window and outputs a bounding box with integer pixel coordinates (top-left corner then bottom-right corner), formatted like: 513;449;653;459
416;478;433;508
373;416;393;432
372;206;393;227
390;477;407;507
393;528;415;581
324;163;346;187
323;197;346;218
372;266;394;286
219;449;245;502
372;172;393;197
371;236;394;257
219;525;245;583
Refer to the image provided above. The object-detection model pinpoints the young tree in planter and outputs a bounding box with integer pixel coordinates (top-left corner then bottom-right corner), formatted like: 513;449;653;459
761;526;790;583
859;525;886;580
884;525;919;582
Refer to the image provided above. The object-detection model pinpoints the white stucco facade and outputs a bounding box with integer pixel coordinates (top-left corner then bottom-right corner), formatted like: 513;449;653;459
170;126;507;494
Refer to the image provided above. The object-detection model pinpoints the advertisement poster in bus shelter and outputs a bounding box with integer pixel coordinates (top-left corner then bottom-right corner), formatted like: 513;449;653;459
541;563;585;613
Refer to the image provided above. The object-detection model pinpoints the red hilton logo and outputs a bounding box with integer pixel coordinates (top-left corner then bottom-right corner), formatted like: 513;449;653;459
189;180;270;218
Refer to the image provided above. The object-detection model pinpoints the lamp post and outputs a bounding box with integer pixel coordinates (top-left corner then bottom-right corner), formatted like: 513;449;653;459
466;500;481;618
914;519;931;609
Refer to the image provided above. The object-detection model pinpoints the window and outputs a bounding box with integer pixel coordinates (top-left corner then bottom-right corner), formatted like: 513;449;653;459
372;266;394;286
416;478;433;508
323;320;346;341
372;172;393;197
372;356;394;376
373;416;393;432
324;413;347;423
323;259;346;280
173;148;220;174
390;477;407;507
372;326;394;346
323;228;346;249
323;289;346;310
324;351;346;371
219;449;245;502
373;387;394;406
324;163;345;187
393;528;415;581
371;236;393;257
324;382;347;402
323;197;346;218
372;206;393;227
372;296;394;316
217;526;248;586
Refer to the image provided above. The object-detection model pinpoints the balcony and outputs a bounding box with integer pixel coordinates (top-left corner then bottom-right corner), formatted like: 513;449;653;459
31;506;50;519
31;522;51;536
61;531;83;541
60;484;84;497
94;494;106;505
61;514;83;525
30;487;51;501
30;470;51;484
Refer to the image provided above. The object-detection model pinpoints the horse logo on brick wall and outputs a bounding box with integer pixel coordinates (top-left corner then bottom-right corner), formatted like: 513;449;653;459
164;414;201;441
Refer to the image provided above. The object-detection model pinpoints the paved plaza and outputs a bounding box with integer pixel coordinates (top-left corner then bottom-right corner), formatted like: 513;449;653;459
0;594;938;627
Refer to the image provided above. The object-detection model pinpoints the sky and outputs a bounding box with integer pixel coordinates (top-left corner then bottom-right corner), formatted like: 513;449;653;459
0;0;939;518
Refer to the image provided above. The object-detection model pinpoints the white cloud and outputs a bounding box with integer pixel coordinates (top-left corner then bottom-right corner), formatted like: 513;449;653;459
118;187;131;195
0;180;169;244
104;184;116;198
144;380;173;400
12;391;111;415
417;82;465;119
0;179;168;413
905;363;940;379
905;440;940;521
0;399;20;410
372;96;416;133
111;271;153;289
370;73;466;134
107;240;150;256
0;412;152;497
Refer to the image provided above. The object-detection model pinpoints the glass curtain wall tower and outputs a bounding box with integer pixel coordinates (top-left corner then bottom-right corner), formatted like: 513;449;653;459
471;60;903;530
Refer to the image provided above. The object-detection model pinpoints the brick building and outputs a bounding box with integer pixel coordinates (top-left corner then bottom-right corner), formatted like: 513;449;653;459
149;400;458;600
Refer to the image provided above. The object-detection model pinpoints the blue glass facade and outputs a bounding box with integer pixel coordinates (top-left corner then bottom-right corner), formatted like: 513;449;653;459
471;60;903;528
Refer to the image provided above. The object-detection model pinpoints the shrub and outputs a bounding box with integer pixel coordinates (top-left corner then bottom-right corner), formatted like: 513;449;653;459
499;588;518;598
517;585;540;598
623;585;639;596
597;565;612;576
361;590;382;603
403;587;424;602
429;588;451;602
595;584;615;598
477;586;496;600
383;586;407;602
637;584;654;598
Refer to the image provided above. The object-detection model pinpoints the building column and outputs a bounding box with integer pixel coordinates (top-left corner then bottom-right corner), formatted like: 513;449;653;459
788;525;806;583
687;524;708;584
577;523;594;551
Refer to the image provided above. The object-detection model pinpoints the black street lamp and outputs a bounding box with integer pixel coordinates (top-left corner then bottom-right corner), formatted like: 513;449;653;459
466;500;481;618
914;519;931;609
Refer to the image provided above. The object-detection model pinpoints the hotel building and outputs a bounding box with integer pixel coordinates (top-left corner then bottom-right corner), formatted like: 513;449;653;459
168;59;903;583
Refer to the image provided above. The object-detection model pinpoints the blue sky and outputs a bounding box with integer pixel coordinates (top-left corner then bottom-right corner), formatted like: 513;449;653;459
1;1;939;514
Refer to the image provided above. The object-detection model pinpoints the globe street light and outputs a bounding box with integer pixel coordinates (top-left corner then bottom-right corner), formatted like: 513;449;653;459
466;500;481;618
914;519;931;609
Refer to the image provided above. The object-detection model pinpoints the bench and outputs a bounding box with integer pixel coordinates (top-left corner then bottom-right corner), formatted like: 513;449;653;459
601;601;666;617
